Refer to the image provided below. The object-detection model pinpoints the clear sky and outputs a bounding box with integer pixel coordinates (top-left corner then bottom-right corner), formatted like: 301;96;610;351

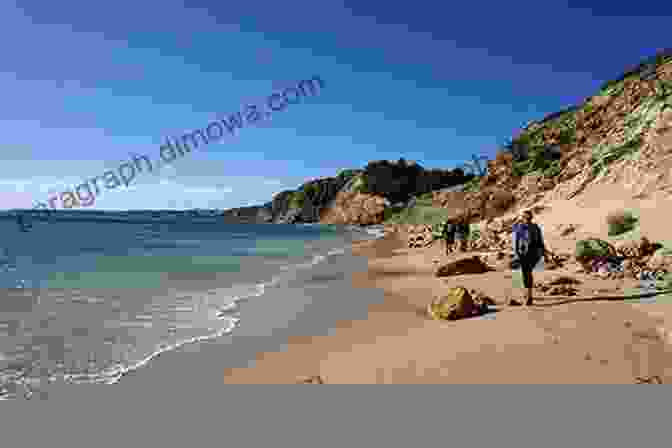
1;0;670;210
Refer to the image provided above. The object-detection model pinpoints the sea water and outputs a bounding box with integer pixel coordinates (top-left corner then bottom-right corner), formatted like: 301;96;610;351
0;212;379;399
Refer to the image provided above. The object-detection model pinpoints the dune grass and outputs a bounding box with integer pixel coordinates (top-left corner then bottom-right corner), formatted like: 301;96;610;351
383;204;451;226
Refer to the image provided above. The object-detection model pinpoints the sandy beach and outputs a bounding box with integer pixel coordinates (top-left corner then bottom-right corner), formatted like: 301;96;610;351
224;188;672;384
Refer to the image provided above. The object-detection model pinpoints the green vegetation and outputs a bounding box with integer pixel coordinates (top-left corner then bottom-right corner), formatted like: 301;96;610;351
287;190;306;209
575;238;613;260
590;137;644;177
414;194;434;207
350;174;369;193
504;53;672;180
303;183;320;199
463;176;481;192
417;192;434;201
383;204;451;226
543;159;562;178
598;50;672;97
511;146;563;178
506;106;575;179
467;225;481;241
606;210;639;236
590;93;672;177
337;169;358;180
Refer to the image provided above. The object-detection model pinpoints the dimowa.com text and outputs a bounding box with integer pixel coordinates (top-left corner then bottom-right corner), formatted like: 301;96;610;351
31;76;325;212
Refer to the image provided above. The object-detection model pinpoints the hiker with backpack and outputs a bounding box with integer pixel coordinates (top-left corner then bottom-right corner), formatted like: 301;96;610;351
441;218;457;254
511;209;548;306
453;214;470;252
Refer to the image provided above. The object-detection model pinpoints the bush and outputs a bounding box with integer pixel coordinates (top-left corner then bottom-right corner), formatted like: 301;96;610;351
288;191;306;209
591;136;644;177
337;169;358;180
463;176;481;192
606;210;639;236
383;205;450;226
350;174;368;193
303;183;320;199
575;238;614;260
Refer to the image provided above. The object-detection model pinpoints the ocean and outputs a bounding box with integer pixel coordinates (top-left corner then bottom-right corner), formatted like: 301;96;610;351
0;211;383;399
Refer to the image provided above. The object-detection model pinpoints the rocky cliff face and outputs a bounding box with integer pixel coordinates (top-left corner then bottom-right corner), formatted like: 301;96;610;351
221;160;472;225
319;192;388;225
317;160;473;225
221;50;672;226
269;175;354;223
221;205;272;223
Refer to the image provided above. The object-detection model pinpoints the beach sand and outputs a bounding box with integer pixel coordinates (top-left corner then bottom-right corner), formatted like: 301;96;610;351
224;187;672;384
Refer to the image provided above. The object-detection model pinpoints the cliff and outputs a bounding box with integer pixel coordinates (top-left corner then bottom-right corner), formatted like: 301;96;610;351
223;49;672;227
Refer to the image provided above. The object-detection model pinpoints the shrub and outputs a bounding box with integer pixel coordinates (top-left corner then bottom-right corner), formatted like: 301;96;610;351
463;176;481;192
575;238;614;259
337;169;358;180
288;191;306;209
350;174;369;193
543;160;562;178
303;183;320;199
606;210;639;236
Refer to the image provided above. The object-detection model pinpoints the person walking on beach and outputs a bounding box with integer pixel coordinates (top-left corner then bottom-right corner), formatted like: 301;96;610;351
511;209;547;306
441;218;456;255
453;214;470;252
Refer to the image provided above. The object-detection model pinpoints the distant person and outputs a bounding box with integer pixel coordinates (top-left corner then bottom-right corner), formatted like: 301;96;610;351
453;214;470;252
441;219;456;254
511;209;547;306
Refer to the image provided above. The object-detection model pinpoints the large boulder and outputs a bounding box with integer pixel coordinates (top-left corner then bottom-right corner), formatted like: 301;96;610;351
427;287;486;321
435;256;492;277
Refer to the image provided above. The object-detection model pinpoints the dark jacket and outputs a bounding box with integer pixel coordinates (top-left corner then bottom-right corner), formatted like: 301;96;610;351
512;223;545;262
442;222;456;241
454;222;469;241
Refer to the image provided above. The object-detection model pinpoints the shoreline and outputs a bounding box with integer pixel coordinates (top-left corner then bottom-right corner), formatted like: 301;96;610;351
223;229;672;383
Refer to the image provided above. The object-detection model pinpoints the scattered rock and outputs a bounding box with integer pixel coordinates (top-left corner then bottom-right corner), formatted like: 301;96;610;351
635;376;663;384
647;249;672;271
296;375;325;384
557;223;578;236
548;275;582;286
547;285;579;296
435;256;492;277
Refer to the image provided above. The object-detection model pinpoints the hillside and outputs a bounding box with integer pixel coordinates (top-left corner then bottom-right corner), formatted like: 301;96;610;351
223;50;672;229
429;50;672;224
224;160;474;224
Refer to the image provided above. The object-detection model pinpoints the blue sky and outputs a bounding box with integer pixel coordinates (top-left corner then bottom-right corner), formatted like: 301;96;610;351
1;0;670;210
